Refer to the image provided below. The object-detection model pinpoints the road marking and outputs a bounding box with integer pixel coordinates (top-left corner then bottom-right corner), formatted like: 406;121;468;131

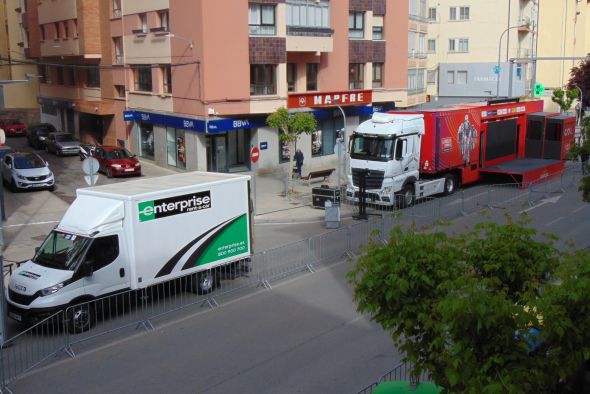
448;191;487;206
573;205;587;213
3;220;60;228
545;216;565;227
520;195;562;214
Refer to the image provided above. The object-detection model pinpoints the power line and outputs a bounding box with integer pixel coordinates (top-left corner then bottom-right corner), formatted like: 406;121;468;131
0;56;200;70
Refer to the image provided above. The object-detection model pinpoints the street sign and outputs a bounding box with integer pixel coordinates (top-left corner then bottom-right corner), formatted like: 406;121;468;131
84;175;99;186
534;83;545;97
493;65;501;75
82;157;99;175
250;146;260;163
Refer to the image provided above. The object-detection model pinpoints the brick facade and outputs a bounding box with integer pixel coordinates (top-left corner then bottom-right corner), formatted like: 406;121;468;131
249;37;286;64
373;41;385;63
350;0;372;12
373;0;386;15
349;40;373;63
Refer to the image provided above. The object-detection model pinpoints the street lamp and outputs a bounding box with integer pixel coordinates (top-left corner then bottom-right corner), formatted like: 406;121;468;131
496;25;529;98
332;98;346;188
166;33;193;49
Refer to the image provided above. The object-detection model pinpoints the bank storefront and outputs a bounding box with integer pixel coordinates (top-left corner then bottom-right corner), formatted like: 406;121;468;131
124;98;395;174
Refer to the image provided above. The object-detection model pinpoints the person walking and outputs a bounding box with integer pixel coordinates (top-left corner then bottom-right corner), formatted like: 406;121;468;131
294;149;304;179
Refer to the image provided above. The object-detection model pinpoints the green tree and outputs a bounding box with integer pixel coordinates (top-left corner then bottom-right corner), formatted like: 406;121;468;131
569;116;590;200
266;107;317;194
551;88;579;113
567;53;589;109
349;219;590;393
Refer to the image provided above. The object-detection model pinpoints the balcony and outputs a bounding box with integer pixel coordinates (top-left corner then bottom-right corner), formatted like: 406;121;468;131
286;25;333;53
40;38;81;57
38;0;77;24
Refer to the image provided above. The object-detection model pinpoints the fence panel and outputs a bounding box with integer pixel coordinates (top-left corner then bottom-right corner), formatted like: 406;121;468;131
1;311;66;387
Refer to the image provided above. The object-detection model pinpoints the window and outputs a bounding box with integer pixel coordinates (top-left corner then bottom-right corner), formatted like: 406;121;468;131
86;67;100;88
250;64;276;95
427;70;436;84
56;67;64;85
372;63;383;88
408;69;417;91
113;37;123;64
63;21;69;38
287;63;296;92
85;236;119;272
112;0;121;17
458;38;469;52
162;65;172;94
133;65;152;92
38;65;48;84
417;70;425;90
447;71;455;84
349;63;364;90
428;7;437;21
448;38;456;52
63;66;75;85
418;33;426;56
138;123;154;160
460;6;470;20
138;13;148;33
427;39;436;52
408;31;416;56
54;22;60;39
312;118;342;157
457;71;467;84
372;16;383;40
349;12;364;39
249;4;276;35
114;85;125;98
40;25;45;41
167;128;186;169
286;0;330;29
306;63;318;91
159;10;169;31
72;20;78;38
449;7;457;21
409;0;426;18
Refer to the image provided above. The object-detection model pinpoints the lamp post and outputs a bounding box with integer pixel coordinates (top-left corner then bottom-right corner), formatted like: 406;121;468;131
166;33;193;49
496;25;527;98
332;99;346;189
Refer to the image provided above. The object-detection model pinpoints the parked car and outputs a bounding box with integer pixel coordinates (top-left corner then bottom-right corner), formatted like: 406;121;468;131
91;146;142;177
45;132;80;156
1;152;55;192
27;123;57;149
0;118;26;137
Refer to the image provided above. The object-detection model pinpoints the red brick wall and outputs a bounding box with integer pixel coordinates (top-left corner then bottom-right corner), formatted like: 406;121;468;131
350;0;372;12
77;0;101;55
249;37;286;64
349;40;373;63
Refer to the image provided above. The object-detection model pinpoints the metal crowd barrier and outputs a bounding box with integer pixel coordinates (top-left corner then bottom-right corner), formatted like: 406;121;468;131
0;164;585;389
356;362;432;394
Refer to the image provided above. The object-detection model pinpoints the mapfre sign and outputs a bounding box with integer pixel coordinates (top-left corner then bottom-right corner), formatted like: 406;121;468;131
287;90;372;109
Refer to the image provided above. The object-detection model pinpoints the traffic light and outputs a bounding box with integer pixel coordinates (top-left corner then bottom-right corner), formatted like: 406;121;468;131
533;83;545;97
426;94;431;103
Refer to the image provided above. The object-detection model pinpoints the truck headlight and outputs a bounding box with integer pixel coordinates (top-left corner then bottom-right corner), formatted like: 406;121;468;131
382;186;393;194
39;282;65;296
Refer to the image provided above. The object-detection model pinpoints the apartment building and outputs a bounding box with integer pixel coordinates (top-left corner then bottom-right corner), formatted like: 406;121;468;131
0;0;40;123
536;0;590;91
426;0;536;104
25;0;422;174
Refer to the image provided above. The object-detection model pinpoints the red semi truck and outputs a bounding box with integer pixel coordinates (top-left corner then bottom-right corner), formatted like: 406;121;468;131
346;98;575;207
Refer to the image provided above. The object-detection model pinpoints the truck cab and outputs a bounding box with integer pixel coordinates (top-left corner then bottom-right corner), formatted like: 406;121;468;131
346;112;425;207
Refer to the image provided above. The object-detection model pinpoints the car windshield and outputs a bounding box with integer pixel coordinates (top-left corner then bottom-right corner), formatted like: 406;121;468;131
13;154;46;169
55;134;75;142
33;231;91;271
36;126;54;135
106;149;133;160
350;134;395;162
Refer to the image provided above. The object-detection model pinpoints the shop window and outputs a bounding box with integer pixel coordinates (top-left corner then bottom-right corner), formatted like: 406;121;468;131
306;63;318;91
167;127;186;169
287;63;296;92
138;123;155;160
312;118;342;157
250;64;276;95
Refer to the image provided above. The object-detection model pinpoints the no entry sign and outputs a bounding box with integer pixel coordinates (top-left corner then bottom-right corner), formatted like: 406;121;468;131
250;146;260;163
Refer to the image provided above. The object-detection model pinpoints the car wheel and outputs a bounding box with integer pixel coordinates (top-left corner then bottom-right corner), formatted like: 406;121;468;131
106;168;113;178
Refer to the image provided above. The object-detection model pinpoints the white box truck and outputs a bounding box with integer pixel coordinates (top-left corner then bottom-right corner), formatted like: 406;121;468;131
6;172;252;331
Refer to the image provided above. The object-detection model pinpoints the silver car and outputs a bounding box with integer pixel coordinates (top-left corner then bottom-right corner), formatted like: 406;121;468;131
2;152;55;192
45;132;81;156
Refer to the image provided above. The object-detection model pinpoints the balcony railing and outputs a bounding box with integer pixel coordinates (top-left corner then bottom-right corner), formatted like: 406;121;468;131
287;26;333;37
408;51;427;59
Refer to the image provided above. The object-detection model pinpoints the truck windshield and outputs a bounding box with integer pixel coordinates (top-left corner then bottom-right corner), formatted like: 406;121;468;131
350;134;395;162
33;231;91;271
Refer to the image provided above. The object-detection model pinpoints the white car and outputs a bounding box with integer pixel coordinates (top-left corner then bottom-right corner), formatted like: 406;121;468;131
2;152;55;192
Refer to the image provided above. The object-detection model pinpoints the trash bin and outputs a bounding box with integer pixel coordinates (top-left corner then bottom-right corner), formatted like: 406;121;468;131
324;200;340;229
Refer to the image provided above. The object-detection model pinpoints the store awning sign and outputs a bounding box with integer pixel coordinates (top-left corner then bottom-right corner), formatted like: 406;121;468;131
288;90;372;109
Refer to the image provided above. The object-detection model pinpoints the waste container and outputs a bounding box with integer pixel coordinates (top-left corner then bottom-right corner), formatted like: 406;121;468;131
324;200;340;229
312;185;341;209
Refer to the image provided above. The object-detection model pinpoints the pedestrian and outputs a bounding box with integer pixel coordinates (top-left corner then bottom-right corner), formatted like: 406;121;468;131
294;149;304;178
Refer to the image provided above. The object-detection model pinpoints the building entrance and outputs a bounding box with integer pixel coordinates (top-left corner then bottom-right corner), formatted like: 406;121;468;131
206;129;251;173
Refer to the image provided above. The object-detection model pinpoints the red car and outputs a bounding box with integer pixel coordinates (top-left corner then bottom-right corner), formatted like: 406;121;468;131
92;146;142;178
0;118;27;137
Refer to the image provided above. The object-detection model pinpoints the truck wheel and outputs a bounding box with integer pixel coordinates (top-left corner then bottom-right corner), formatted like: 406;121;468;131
67;303;94;334
195;271;217;295
443;174;457;196
397;184;414;208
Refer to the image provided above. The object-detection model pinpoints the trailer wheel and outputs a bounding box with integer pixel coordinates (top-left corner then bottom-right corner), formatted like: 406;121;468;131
443;174;457;196
67;303;94;334
397;184;414;208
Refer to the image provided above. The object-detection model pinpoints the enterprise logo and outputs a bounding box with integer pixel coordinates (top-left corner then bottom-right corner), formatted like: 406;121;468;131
138;191;211;222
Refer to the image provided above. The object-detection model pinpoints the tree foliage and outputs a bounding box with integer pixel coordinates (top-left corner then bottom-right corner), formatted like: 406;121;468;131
569;116;590;201
266;107;317;192
551;88;579;113
349;219;590;393
568;54;590;108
